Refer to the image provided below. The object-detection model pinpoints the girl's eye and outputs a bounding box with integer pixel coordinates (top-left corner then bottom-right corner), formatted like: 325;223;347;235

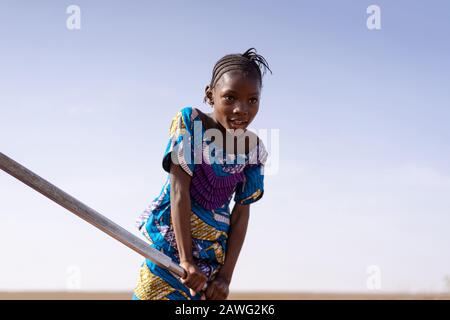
224;95;235;101
249;98;258;104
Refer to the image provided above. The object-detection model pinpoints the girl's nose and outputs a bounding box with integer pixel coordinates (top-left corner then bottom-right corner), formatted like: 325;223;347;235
233;103;249;115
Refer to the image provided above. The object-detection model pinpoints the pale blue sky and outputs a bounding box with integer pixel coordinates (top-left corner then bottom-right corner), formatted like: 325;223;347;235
1;0;450;293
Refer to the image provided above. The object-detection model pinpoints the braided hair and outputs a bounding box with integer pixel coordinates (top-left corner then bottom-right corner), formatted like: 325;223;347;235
204;48;272;103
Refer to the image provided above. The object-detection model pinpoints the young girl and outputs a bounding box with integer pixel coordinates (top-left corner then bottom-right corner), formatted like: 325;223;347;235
132;48;271;300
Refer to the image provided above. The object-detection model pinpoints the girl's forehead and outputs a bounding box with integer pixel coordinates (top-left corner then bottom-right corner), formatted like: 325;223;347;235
215;71;261;92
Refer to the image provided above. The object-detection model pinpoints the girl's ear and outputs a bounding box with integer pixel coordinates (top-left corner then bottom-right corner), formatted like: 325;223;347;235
204;85;214;106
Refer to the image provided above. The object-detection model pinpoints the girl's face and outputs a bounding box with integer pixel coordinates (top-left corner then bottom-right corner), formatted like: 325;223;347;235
205;70;261;133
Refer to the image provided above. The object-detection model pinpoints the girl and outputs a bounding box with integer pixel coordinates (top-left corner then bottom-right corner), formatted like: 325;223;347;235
132;48;271;300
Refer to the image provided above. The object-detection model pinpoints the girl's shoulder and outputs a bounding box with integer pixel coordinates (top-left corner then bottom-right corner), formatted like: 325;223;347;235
173;106;215;136
173;106;203;128
168;106;199;136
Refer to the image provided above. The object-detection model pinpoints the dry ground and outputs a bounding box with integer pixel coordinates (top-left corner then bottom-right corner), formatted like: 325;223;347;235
1;292;449;300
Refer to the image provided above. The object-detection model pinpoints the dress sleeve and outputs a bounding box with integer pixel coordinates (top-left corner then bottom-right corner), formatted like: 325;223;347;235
233;139;268;205
162;107;196;176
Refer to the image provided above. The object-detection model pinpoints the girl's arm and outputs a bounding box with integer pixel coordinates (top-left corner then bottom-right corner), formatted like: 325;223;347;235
217;203;250;284
170;162;194;262
170;162;207;295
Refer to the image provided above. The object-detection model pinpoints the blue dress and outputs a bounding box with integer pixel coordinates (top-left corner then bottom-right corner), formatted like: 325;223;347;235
132;106;267;300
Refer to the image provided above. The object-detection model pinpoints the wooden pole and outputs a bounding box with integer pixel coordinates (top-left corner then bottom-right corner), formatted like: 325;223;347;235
0;152;186;278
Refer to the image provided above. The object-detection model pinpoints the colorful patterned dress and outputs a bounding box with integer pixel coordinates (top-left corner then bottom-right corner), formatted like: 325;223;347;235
132;106;268;300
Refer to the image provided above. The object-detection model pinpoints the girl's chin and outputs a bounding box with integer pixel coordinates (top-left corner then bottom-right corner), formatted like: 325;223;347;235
226;128;247;137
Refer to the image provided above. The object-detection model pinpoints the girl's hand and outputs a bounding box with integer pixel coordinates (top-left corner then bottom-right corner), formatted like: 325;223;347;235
179;260;208;297
205;275;230;300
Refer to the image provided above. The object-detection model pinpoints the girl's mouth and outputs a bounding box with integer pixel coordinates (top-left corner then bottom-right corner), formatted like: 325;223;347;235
228;118;248;129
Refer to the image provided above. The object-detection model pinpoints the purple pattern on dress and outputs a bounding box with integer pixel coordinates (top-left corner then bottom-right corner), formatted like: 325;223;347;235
222;162;246;174
190;161;245;210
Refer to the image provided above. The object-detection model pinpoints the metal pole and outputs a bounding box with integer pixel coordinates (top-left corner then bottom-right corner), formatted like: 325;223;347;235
0;152;186;279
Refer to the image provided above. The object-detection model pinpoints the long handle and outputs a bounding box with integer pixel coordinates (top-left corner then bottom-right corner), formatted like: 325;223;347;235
0;152;186;279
